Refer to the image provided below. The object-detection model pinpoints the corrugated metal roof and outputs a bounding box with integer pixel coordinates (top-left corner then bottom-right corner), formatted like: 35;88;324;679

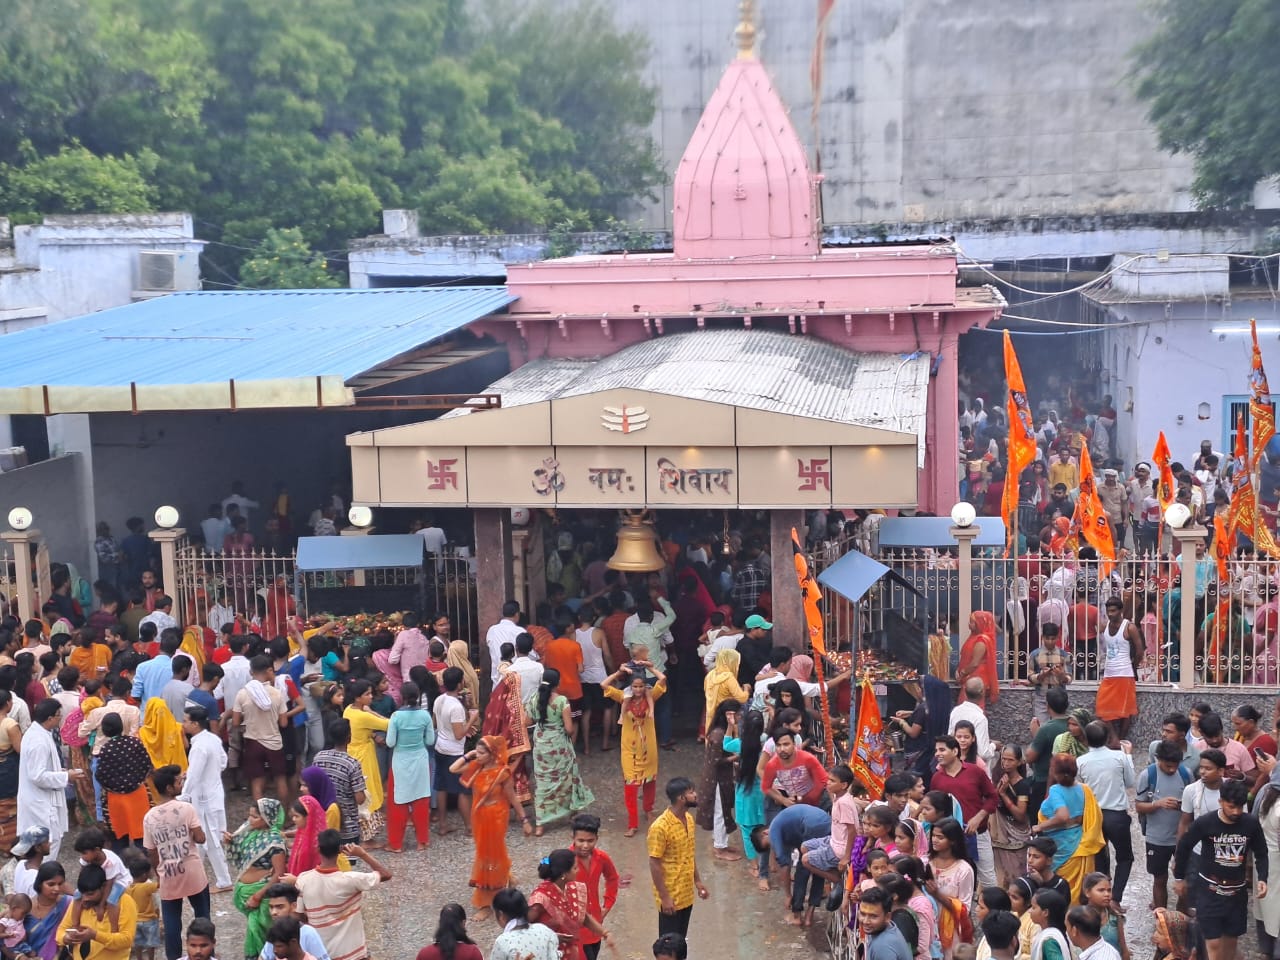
0;287;514;412
445;330;929;460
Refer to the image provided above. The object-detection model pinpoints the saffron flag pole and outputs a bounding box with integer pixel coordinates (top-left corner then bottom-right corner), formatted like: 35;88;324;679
809;0;836;172
1227;413;1280;557
1152;432;1176;516
1250;318;1276;473
1072;444;1117;572
850;677;888;798
1002;330;1037;554
792;528;834;762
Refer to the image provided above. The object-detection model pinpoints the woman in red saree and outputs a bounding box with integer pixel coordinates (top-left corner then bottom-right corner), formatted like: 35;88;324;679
456;735;532;921
286;795;326;875
527;848;611;960
481;667;533;803
956;610;1000;706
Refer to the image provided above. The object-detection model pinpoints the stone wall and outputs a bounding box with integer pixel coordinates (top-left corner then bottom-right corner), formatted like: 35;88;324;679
987;685;1273;750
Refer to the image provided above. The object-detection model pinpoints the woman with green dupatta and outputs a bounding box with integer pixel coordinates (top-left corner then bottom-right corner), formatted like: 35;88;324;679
223;797;288;959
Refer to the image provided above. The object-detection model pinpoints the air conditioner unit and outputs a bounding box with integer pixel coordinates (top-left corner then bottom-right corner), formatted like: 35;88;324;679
138;251;179;291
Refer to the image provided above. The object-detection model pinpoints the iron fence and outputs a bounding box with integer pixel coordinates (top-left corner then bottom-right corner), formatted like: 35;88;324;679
809;532;1276;690
173;543;479;654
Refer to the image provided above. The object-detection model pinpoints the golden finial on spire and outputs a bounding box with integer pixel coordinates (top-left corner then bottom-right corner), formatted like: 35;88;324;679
735;0;757;59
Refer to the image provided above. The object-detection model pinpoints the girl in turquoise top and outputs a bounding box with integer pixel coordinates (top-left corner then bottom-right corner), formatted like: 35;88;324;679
722;709;769;889
385;680;437;852
1082;872;1129;960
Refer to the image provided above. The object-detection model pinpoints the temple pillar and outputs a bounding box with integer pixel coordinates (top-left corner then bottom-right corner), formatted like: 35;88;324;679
474;509;514;682
769;510;805;652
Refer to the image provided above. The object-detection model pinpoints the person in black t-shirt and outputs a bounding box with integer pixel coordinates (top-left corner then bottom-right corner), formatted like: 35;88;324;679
1173;778;1268;954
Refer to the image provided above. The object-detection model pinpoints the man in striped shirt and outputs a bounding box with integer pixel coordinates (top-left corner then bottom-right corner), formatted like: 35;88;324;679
288;831;390;960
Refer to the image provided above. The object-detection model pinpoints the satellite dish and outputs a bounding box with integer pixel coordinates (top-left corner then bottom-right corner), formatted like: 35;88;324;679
6;507;32;531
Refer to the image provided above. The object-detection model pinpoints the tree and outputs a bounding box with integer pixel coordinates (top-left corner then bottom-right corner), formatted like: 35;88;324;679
1133;0;1280;209
0;0;663;280
238;228;340;289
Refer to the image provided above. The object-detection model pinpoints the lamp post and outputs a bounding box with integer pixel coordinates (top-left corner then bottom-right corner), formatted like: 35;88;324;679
950;502;979;644
148;506;185;621
1165;503;1206;690
0;508;40;622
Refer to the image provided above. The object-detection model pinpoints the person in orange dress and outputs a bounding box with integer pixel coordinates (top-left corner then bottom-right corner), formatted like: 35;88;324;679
454;735;532;921
955;610;1000;707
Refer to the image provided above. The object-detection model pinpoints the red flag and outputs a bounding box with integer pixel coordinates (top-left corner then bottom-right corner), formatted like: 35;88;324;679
1250;318;1275;472
1072;444;1117;571
1152;432;1176;515
1002;331;1037;551
850;678;888;798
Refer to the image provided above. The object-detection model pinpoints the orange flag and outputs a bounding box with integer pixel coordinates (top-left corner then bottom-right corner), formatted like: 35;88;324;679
1226;413;1280;557
850;678;888;799
791;527;825;657
1250;318;1276;472
1002;331;1037;551
793;527;834;762
1072;443;1117;570
1152;432;1176;514
1213;511;1231;584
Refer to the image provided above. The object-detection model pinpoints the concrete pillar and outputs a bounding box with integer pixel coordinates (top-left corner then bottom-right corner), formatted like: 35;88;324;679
474;509;514;679
951;523;980;643
0;528;42;622
340;524;372;587
147;527;186;621
1171;523;1209;690
769;510;804;651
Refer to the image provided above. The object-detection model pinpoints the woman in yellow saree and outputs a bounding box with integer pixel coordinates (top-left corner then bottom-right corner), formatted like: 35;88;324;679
1030;753;1103;903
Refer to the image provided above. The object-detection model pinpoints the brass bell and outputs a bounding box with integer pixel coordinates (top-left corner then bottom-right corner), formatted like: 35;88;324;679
606;511;666;572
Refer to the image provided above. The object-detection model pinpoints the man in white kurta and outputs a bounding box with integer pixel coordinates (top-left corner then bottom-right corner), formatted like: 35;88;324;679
17;700;80;857
178;705;232;890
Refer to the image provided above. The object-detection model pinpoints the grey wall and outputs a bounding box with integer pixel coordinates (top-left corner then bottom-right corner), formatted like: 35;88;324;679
0;454;92;576
528;0;1196;229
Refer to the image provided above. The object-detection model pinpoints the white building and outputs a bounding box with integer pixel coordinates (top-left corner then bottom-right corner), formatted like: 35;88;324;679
1084;254;1280;470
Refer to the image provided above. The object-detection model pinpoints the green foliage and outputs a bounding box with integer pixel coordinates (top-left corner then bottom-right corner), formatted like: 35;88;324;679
0;145;158;214
238;228;340;289
0;0;662;281
1133;0;1280;209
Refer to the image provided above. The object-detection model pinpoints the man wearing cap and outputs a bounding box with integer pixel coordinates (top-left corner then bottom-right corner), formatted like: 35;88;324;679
736;616;774;692
1098;468;1126;547
1127;463;1153;550
6;827;52;896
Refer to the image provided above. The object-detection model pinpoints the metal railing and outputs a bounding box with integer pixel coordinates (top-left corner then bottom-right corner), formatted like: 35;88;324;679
172;543;479;654
809;529;1276;689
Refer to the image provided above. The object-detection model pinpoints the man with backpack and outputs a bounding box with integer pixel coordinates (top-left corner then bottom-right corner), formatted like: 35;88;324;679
1136;738;1192;910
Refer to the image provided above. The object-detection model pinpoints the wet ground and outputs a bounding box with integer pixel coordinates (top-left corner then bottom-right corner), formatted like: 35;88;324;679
54;746;1194;960
57;744;830;960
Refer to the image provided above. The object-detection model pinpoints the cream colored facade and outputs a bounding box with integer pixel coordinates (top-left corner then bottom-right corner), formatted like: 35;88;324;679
347;388;918;510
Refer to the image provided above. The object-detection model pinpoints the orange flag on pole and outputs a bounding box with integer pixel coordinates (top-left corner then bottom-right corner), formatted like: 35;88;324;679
793;527;834;761
1250;318;1276;472
1226;413;1280;557
1002;331;1037;551
1072;443;1117;571
850;678;888;799
1152;432;1176;515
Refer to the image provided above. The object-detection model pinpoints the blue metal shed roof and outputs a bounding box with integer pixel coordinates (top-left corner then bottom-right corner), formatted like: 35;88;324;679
295;534;424;571
0;287;514;413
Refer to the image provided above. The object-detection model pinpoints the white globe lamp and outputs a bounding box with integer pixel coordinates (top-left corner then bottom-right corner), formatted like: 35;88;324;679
154;505;180;529
6;507;32;531
1164;503;1192;530
348;505;373;528
950;501;977;528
